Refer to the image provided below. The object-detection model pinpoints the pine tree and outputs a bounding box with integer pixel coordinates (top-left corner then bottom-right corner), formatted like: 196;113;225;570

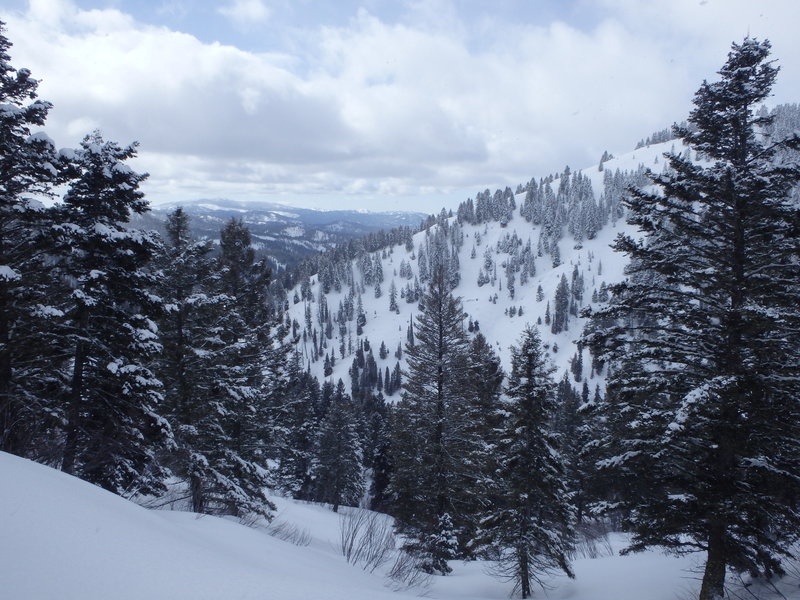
551;274;570;334
585;39;800;600
388;279;399;313
312;389;364;512
356;294;366;336
389;265;471;573
275;352;319;500
0;22;65;456
156;207;226;513
206;217;276;516
459;333;505;549
478;327;574;598
57;131;170;495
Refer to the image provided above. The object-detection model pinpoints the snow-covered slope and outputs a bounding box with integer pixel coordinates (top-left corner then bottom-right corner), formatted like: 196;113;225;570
5;451;798;599
284;140;683;395
0;450;401;600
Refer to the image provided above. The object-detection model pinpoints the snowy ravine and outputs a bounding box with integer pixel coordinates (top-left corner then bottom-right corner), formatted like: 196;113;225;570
283;139;683;395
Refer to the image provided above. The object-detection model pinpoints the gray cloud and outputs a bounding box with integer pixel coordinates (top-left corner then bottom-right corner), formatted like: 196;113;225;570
4;0;800;212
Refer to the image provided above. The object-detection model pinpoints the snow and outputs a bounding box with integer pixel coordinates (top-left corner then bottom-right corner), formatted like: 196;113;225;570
0;451;400;600
4;451;799;599
0;265;21;281
0;102;22;116
196;203;249;212
27;130;55;146
282;225;305;238
5;451;798;599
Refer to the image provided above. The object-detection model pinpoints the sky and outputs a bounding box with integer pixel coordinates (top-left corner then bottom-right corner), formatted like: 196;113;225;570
3;0;800;213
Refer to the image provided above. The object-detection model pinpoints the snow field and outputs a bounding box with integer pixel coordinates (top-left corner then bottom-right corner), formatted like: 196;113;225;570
4;450;799;599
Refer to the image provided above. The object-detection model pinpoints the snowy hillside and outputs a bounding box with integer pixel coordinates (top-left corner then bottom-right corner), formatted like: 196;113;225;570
282;139;684;395
8;449;794;600
5;451;798;600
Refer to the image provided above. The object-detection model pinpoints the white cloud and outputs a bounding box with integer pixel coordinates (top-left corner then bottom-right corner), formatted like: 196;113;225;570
3;0;800;212
218;0;271;28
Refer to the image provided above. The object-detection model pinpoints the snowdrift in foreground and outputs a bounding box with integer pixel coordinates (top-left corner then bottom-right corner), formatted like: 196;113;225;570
0;451;398;600
3;451;798;600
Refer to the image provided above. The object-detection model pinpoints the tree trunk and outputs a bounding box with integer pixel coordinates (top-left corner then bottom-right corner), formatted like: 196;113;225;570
699;523;726;600
190;470;205;514
62;312;88;475
519;546;531;599
0;298;22;454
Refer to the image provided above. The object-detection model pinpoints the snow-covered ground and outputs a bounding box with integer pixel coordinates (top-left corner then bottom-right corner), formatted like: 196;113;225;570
4;451;798;600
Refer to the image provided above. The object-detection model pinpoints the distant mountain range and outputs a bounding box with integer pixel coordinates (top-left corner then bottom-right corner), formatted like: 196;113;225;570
134;198;428;270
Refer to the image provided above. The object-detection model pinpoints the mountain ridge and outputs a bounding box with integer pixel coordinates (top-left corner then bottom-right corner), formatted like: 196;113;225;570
133;198;428;270
279;138;682;399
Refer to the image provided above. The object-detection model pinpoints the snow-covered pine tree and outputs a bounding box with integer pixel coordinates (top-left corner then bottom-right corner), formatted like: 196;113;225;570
156;207;226;513
478;326;574;599
388;279;399;313
312;387;364;512
551;274;569;334
458;332;505;550
57;131;170;495
206;217;276;516
388;265;472;573
585;38;800;600
0;22;65;456
275;351;319;500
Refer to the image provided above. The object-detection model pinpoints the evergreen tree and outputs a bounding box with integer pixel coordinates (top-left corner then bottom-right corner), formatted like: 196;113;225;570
389;265;472;573
275;352;319;500
156;207;226;513
551;274;570;334
312;388;364;512
356;294;366;336
0;22;65;456
57;131;170;495
388;279;399;313
206;217;276;516
478;327;574;598
585;39;800;600
459;333;505;549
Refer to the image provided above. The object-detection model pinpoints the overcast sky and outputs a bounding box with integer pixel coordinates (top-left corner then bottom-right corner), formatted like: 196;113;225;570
3;0;800;212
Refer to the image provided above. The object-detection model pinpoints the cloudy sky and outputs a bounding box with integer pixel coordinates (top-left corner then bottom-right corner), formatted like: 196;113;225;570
3;0;800;212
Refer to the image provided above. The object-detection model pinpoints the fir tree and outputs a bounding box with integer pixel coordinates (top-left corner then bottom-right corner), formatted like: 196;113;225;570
551;274;570;334
478;327;574;598
206;217;276;516
459;333;505;549
389;265;471;573
388;279;399;313
156;207;226;513
57;131;170;495
585;39;800;600
275;352;319;500
312;387;364;512
0;22;65;456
